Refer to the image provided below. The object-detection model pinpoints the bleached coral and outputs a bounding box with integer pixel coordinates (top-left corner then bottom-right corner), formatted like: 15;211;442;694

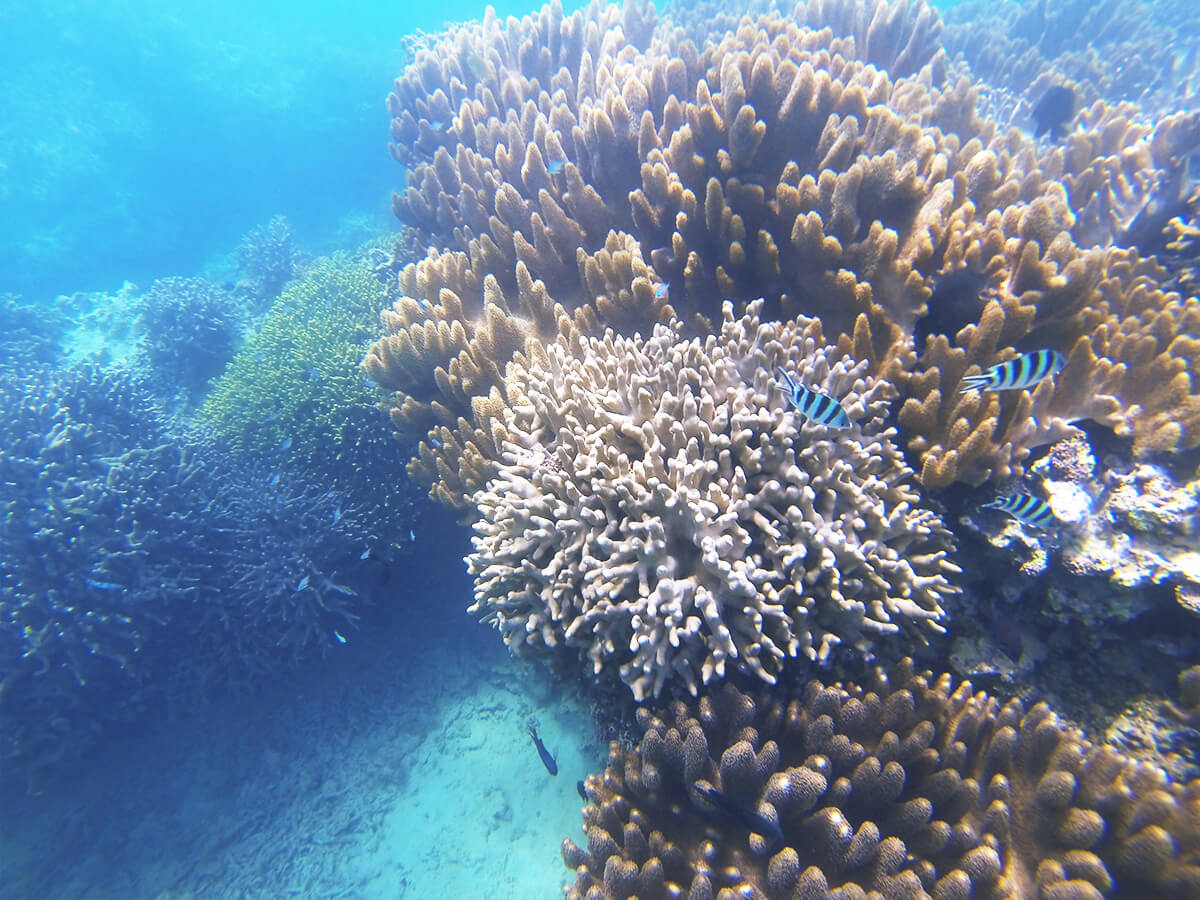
467;302;958;699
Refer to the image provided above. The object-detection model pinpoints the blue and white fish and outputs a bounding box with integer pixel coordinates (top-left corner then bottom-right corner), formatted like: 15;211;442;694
333;630;347;644
960;349;1065;393
653;282;669;299
279;436;293;451
546;159;565;175
982;493;1057;528
296;575;311;591
332;506;342;525
776;367;851;429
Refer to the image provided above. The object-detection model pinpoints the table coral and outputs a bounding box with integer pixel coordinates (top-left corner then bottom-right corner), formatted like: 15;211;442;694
468;301;957;699
563;660;1200;898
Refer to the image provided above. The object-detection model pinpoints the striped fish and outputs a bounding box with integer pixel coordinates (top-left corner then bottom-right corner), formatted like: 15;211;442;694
960;349;1065;393
776;367;851;429
982;493;1057;528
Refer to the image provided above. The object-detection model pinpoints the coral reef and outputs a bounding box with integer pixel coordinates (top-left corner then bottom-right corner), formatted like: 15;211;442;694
943;0;1200;125
202;247;417;539
0;364;376;772
369;0;1200;505
0;293;65;367
965;437;1200;631
468;302;958;699
137;276;243;404
563;660;1200;898
235;214;306;306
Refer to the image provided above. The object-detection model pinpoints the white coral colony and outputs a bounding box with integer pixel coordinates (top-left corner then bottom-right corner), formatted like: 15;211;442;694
467;301;961;699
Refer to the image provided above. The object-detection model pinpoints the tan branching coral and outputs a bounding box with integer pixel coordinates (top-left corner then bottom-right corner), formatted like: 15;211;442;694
563;660;1200;898
369;0;1200;503
467;302;958;699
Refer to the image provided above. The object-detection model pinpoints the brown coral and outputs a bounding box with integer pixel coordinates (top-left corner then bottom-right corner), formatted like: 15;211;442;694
369;0;1200;505
563;660;1200;898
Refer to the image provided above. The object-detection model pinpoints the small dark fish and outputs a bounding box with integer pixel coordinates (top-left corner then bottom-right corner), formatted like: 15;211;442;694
776;367;851;428
546;159;565;175
576;780;587;801
983;493;1057;528
960;349;1064;393
528;725;558;775
914;269;991;348
694;783;784;848
1032;85;1075;141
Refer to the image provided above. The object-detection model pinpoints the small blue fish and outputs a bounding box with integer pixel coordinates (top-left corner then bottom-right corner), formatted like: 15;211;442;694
269;473;281;487
416;298;431;310
306;367;321;381
332;506;342;525
279;436;293;451
333;630;347;644
85;579;122;591
296;575;310;591
960;349;1065;393
359;546;373;560
409;528;416;542
654;282;669;299
775;368;851;429
983;493;1057;528
547;159;565;175
254;352;266;362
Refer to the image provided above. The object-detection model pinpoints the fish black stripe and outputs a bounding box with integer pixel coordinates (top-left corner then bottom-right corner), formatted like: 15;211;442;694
809;391;832;423
1013;494;1035;517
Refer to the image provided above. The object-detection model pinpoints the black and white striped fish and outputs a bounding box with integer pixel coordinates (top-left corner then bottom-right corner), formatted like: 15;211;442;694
982;493;1057;528
960;349;1065;393
776;367;851;428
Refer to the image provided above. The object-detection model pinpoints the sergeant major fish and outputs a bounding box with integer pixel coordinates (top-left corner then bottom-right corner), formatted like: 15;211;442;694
959;349;1065;393
776;367;851;428
983;493;1057;529
528;725;557;775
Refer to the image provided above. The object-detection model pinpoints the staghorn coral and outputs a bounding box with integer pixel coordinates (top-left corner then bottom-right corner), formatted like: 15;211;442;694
0;364;377;773
563;659;1200;899
235;214;306;306
137;275;242;404
467;301;958;699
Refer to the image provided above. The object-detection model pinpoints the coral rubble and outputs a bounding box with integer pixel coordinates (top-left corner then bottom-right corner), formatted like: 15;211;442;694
563;660;1200;898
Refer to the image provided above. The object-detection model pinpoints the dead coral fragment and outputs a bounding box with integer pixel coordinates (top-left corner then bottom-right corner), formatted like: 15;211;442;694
564;660;1200;899
467;302;958;700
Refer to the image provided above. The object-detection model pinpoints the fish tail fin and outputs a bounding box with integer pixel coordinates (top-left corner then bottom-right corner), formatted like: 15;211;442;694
959;373;991;393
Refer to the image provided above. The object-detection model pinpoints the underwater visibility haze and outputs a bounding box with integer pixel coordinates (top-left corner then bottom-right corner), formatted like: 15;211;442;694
3;0;1200;897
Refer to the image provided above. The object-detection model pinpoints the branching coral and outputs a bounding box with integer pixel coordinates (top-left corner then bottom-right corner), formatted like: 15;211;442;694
370;0;1200;505
563;660;1200;898
0;365;377;773
203;247;418;537
467;302;958;699
137;276;242;403
235;214;306;306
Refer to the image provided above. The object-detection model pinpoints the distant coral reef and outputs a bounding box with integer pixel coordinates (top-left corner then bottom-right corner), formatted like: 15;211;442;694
564;660;1200;898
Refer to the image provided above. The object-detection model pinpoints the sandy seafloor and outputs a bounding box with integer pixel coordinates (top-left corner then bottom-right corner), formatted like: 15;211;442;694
0;574;598;899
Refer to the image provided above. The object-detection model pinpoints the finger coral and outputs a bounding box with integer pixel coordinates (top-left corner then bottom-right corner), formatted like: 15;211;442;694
467;301;958;699
371;0;1200;506
563;659;1200;898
